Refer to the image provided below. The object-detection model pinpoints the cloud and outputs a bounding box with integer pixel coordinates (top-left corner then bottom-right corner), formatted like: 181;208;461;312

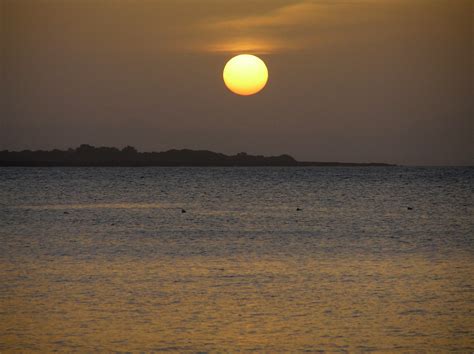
197;1;318;53
195;0;381;54
208;2;319;30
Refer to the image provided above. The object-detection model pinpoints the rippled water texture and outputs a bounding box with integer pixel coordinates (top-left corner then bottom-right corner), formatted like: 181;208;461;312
0;167;473;351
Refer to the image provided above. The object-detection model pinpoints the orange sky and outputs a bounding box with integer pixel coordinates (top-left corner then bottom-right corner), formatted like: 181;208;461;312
1;0;472;165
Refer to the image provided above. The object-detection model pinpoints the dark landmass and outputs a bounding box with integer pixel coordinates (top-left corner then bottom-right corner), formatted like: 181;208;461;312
0;145;395;167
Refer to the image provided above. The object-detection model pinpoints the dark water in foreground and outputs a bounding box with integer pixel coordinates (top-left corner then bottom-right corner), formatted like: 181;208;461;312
0;167;473;351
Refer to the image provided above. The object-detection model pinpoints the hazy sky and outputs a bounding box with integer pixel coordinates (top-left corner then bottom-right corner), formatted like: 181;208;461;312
1;0;472;165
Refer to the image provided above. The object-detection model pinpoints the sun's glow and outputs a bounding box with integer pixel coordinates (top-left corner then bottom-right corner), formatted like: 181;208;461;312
223;54;268;96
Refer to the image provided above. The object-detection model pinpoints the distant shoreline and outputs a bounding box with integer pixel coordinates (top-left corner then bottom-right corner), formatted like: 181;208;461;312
0;145;395;167
0;162;395;167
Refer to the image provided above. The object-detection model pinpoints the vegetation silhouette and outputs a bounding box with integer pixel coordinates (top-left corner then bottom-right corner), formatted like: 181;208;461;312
0;145;394;167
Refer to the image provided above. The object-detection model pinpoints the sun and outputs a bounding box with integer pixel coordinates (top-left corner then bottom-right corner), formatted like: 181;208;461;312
223;54;269;96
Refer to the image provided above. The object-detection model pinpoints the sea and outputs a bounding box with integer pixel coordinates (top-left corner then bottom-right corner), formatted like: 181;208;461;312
0;166;473;352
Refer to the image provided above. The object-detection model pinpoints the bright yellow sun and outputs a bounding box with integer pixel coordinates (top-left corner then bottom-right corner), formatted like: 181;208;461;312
223;54;269;96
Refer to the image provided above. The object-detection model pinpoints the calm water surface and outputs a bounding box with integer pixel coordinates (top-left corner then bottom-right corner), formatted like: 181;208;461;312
0;167;473;351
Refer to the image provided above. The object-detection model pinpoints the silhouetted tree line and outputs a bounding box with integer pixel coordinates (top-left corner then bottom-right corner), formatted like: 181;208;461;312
0;144;298;166
0;145;394;166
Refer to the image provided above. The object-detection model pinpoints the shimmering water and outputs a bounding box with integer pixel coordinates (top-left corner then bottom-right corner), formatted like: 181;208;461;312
0;167;473;351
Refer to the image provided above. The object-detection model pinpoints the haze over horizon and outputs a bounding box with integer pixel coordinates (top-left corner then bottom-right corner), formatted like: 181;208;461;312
1;0;472;166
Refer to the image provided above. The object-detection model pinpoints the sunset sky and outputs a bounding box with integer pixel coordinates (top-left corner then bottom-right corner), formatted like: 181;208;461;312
1;0;472;165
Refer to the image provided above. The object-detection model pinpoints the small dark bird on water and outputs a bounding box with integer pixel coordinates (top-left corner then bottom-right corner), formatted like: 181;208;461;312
407;207;413;210
296;208;302;211
63;211;69;214
181;209;186;213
